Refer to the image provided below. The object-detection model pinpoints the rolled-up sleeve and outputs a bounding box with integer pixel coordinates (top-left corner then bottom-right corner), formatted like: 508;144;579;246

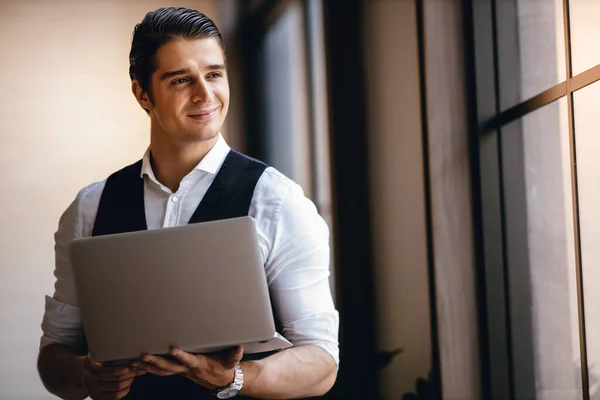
263;177;339;365
39;193;87;354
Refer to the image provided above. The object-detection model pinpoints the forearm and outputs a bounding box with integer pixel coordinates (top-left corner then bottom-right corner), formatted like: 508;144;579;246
240;345;337;399
38;343;88;400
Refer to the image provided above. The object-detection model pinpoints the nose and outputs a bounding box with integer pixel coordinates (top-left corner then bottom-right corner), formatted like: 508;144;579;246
192;79;214;103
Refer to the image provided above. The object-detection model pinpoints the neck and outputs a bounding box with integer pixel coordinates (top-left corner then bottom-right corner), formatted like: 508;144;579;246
149;134;219;193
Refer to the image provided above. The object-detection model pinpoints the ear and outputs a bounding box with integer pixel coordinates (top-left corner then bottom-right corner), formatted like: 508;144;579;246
131;80;152;112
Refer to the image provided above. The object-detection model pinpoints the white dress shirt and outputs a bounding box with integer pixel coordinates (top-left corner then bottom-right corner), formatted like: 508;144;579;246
40;134;339;365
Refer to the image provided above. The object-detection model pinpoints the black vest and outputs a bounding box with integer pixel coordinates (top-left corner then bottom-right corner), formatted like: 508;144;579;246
91;150;268;399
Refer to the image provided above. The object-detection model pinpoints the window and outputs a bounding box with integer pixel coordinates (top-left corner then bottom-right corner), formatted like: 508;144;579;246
238;0;335;291
258;0;336;292
469;0;600;398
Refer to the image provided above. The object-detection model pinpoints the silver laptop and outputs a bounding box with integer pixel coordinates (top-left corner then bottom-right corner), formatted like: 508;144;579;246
69;216;292;365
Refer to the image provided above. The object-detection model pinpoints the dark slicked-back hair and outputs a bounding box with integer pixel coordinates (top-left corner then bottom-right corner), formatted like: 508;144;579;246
129;7;224;96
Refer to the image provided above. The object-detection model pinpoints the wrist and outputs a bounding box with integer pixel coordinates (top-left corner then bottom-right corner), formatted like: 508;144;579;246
208;367;236;390
212;365;244;399
238;361;260;396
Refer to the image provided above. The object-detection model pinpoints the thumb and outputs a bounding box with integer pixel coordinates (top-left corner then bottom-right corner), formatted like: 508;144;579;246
86;353;103;371
232;346;244;362
223;346;244;369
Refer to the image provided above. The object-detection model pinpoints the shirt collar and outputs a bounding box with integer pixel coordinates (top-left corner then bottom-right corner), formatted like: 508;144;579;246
140;133;231;180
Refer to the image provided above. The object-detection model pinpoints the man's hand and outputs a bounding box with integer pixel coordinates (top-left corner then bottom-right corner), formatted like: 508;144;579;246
81;354;146;400
131;346;243;390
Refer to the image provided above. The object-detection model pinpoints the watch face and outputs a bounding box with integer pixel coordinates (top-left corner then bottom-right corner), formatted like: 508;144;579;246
217;388;240;399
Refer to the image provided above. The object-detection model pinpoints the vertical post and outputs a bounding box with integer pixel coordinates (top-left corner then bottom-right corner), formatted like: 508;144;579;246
322;0;378;398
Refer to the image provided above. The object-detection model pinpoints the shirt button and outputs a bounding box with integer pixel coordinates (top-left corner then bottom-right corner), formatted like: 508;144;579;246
171;196;179;203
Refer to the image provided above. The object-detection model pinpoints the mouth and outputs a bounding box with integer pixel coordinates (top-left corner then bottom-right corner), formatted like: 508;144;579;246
187;106;219;121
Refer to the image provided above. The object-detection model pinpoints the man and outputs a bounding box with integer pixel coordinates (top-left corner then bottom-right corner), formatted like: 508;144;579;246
37;7;339;400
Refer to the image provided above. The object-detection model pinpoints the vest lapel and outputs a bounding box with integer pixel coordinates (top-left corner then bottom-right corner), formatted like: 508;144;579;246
188;150;267;224
92;160;147;236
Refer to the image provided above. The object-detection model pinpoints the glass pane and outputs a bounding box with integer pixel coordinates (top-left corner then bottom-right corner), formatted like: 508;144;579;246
574;82;600;398
501;97;582;399
497;0;566;110
261;1;312;196
569;0;600;76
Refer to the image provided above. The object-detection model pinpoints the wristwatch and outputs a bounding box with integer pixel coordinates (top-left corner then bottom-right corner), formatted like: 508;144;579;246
213;365;244;399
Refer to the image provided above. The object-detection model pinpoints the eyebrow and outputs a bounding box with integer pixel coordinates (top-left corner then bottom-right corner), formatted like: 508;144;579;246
206;64;226;71
159;64;226;81
160;68;190;81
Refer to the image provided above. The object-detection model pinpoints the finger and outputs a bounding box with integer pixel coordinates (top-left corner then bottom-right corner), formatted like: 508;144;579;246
115;385;132;400
127;362;150;375
96;381;133;400
140;354;188;374
97;377;134;393
115;384;133;400
231;346;244;362
86;354;103;370
96;367;134;380
132;361;178;377
169;348;203;370
85;355;131;378
97;370;141;381
221;346;244;369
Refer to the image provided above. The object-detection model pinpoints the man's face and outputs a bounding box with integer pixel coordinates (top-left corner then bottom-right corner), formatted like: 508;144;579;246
139;38;229;143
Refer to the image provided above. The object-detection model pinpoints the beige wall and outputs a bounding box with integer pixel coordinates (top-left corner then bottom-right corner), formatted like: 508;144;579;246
363;1;433;397
0;1;217;397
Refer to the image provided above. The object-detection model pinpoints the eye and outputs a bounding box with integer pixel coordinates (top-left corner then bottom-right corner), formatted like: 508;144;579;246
207;72;223;79
172;77;190;85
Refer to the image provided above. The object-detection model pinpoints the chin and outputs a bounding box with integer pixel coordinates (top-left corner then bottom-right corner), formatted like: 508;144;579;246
181;129;219;143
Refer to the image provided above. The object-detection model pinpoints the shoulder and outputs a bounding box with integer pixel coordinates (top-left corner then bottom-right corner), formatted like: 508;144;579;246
106;159;143;180
68;180;106;238
68;161;142;224
61;180;106;223
232;150;268;167
54;179;106;244
250;166;330;277
253;166;305;208
59;161;142;238
251;165;327;234
75;180;106;205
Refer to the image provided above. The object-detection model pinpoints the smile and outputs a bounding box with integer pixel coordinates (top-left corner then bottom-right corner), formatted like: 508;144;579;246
187;107;219;121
